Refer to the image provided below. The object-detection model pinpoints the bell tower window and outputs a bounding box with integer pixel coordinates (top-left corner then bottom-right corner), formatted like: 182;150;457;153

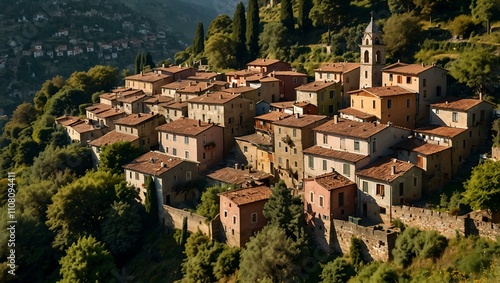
366;39;369;45
364;51;369;63
375;51;381;63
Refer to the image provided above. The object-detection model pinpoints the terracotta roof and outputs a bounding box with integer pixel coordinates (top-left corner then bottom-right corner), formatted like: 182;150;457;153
222;86;256;94
123;151;186;176
256;111;291;122
339;107;377;119
313;118;388;139
219;186;272;206
226;69;260;77
86;103;112;114
100;89;144;101
143;95;174;104
431;97;486;111
117;94;147;103
348;86;416;97
414;126;467;138
207;167;273;186
89;130;138;147
271;71;308;77
247;58;282;66
270;101;294;109
245;73;265;81
235;133;273;146
260;76;281;82
55;116;80;126
314;62;360;73
382;62;437;76
187;91;242;105
392;137;450;156
114;113;160;126
212;80;229;86
187;72;219;81
125;72;171;82
154;66;194;74
156;117;219;136
273;114;328;128
295;81;337;92
305;172;355;191
303;145;368;163
161;101;188;109
177;82;213;93
161;80;193;90
294;101;314;108
356;157;416;182
68;120;100;134
95;108;125;118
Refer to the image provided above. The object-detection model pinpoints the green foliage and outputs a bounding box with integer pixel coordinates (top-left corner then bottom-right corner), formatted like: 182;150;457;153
320;257;355;283
101;201;142;255
145;52;155;71
32;114;56;144
12;138;40;167
196;185;227;221
92;91;104;103
453;236;500;275
388;0;415;14
34;76;65;114
180;217;188;245
135;52;142;74
448;15;477;38
493;119;500;147
246;0;260;60
298;0;313;35
182;232;225;283
205;33;237;70
98;141;141;174
10;102;37;127
383;13;422;61
310;0;350;42
46;170;125;250
65;65;118;96
174;50;191;65
392;218;406;232
207;14;233;38
59;236;116;283
193;22;205;55
463;161;500;212
259;22;294;61
44;87;87;116
450;47;500;97
392;227;448;268
349;237;365;268
239;225;300;282
213;247;240;280
233;2;247;67
471;0;500;31
280;0;294;37
184;231;210;258
144;175;159;226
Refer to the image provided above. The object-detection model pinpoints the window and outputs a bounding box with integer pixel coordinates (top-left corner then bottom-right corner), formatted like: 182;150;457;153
319;196;324;207
293;148;297;155
407;99;411;108
278;157;282;164
414;177;417;186
172;148;177;156
364;71;368;79
406;115;410;122
380;207;387;214
322;160;327;171
308;156;314;169
233;215;236;224
293;128;297;137
278;142;282;148
340;138;346;150
185;151;189;159
129;171;132;179
343;163;350;177
251;213;257;223
399;182;404;196
293;77;297;84
294;161;298;167
224;210;227;217
452;112;458;122
376;184;385;196
339;192;344;207
310;191;314;203
361;99;364;108
406;76;411;84
165;147;169;153
173;134;176;141
244;146;248;153
135;172;139;180
285;147;288;153
354;141;360;151
329;90;335;98
186;171;191;181
389;74;393;81
278;128;281;134
397;76;402;84
327;73;331;80
329;105;334;113
184;136;189;144
423;90;427;98
362;181;368;193
364;50;369;63
387;99;392;109
372;100;376;109
323;134;328;144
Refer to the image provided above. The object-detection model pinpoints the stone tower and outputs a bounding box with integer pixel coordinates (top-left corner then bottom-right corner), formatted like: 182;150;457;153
359;13;385;89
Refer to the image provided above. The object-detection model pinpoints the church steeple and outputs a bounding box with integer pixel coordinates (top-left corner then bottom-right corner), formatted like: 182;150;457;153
359;12;385;89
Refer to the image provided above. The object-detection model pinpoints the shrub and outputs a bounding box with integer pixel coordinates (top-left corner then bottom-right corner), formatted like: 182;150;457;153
320;257;355;283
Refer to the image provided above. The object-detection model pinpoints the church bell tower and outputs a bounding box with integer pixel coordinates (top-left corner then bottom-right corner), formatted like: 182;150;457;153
359;13;385;89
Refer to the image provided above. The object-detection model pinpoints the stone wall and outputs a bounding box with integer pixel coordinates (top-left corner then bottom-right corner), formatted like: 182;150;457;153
162;205;211;236
331;219;398;262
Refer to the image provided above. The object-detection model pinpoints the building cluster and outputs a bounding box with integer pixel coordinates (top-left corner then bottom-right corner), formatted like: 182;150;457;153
56;16;494;252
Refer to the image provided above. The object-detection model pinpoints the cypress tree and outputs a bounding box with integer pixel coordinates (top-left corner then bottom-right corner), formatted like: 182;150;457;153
246;0;260;60
144;176;158;227
280;0;294;36
192;22;205;56
134;52;141;74
140;52;146;72
233;2;247;67
298;0;313;35
145;52;155;70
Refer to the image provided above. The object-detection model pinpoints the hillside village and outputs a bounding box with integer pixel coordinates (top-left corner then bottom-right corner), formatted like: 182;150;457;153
54;15;500;260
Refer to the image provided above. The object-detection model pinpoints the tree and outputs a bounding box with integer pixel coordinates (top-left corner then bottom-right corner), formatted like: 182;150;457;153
349;237;365;268
298;0;313;35
383;13;422;61
259;22;293;61
320;258;356;283
193;22;205;56
46;171;124;250
449;15;477;38
463;161;500;212
34;76;65;113
246;0;260;60
310;0;350;44
144;52;155;71
471;0;500;34
101;201;142;255
233;2;247;67
59;236;116;283
207;14;233;38
98;141;141;174
12;138;40;166
388;0;415;14
144;175;159;226
182;232;225;283
213;247;240;280
11;102;37;127
196;185;227;221
134;52;141;74
205;33;237;70
67;65;118;95
280;0;294;37
44;87;87;116
450;47;499;99
239;225;300;282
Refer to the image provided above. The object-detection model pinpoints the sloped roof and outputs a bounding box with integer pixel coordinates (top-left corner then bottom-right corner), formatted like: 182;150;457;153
431;97;488;111
156;117;219;136
295;81;337;92
414;125;467;138
114;113;159;126
273;114;328;128
356;157;416;182
218;186;272;206
256;111;291;122
123;151;186;176
125;72;171;82
89;130;138;147
348;86;416;98
207;167;273;186
305;171;355;191
303;145;368;163
315;62;360;73
187;91;242;105
313;118;388;139
392;137;450;156
382;62;441;76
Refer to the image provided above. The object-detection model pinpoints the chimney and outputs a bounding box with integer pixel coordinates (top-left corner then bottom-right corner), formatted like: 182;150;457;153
235;163;239;170
208;118;211;124
141;71;144;76
333;115;338;124
162;64;165;68
198;119;201;126
138;113;141;117
160;161;165;168
391;165;396;175
295;113;300;119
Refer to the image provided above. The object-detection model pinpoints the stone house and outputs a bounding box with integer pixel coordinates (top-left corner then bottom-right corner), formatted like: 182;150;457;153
89;130;140;167
218;186;272;247
269;70;308;101
154;65;197;81
55;116;106;145
99;88;145;107
85;103;126;130
235;133;274;174
295;81;342;117
125;71;173;95
246;58;291;75
114;113;166;152
226;69;261;87
117;93;147;114
314;62;360;107
156;118;224;172
142;95;174;114
207;166;273;188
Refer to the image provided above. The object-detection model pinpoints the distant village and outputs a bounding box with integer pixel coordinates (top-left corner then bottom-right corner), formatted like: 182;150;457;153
54;17;498;258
